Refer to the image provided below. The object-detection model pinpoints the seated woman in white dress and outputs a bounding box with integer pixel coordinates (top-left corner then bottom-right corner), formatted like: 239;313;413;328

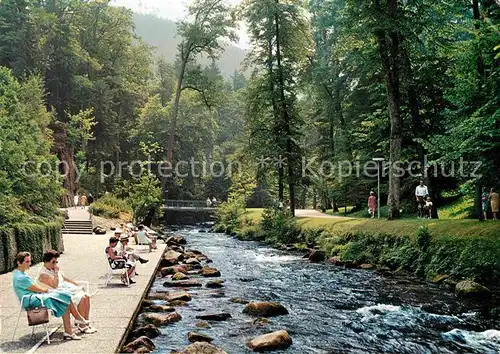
38;250;97;334
134;225;157;252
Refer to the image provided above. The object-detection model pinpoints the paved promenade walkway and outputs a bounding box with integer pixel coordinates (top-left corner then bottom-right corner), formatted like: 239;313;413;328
1;228;165;353
295;209;346;218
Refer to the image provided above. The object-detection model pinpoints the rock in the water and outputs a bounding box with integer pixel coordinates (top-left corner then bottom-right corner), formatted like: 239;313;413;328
247;330;292;352
195;313;232;321
359;264;374;270
147;305;175;313
142;312;182;326
168;300;189;307
164;250;184;262
160;266;188;277
308;250;326;262
327;256;344;266
455;280;491;299
168;291;192;302
432;274;450;284
206;280;225;288
243;302;289;317
148;291;191;301
160;258;178;267
122;336;155;353
164;280;202;288
253;317;271;326
131;324;161;339
201;266;221;277
230;297;249;304
174;342;227;354
185;257;201;266
167;235;187;245
196;321;211;328
187;331;214;343
172;272;189;281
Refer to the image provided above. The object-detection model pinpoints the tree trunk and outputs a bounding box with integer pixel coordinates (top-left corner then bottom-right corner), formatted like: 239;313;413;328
52;123;78;207
375;0;402;220
401;46;425;172
265;14;283;205
312;187;317;209
274;8;295;217
165;52;189;195
474;180;483;220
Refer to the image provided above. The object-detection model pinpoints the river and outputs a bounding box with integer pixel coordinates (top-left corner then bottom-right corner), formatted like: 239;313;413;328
140;228;500;353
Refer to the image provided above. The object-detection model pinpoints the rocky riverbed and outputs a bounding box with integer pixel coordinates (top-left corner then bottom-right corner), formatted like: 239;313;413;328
122;229;500;353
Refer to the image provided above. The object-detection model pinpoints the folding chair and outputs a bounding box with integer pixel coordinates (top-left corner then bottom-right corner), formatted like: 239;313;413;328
104;254;130;286
12;295;53;344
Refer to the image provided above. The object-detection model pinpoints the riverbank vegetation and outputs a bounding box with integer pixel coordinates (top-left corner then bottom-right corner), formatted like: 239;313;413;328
214;207;500;286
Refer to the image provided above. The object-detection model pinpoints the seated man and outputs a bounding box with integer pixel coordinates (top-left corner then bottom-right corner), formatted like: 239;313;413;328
113;229;149;265
134;225;157;252
106;237;136;284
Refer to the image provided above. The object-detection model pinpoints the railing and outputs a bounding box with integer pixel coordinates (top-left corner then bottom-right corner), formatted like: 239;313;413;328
162;200;216;210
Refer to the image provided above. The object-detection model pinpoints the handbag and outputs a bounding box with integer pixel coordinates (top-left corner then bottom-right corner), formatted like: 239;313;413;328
26;295;49;326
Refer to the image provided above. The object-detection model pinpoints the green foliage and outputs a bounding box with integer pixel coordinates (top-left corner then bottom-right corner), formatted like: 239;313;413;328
90;194;131;219
260;207;300;244
128;174;162;224
0;67;62;222
0;222;62;272
215;197;246;231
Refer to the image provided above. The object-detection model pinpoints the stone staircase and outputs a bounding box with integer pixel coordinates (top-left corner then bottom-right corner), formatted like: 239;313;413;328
62;219;93;235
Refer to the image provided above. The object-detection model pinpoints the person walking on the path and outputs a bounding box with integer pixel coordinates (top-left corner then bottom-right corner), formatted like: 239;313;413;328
415;180;429;218
490;188;499;220
73;193;79;209
80;194;87;209
368;191;376;218
206;197;212;207
482;190;489;220
212;197;217;207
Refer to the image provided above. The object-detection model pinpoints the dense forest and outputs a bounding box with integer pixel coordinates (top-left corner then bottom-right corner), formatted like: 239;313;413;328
0;0;498;225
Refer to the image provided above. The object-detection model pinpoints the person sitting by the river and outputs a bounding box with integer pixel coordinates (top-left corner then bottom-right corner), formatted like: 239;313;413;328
106;237;136;284
38;250;97;334
13;251;90;340
423;196;433;219
134;224;157;252
114;229;149;265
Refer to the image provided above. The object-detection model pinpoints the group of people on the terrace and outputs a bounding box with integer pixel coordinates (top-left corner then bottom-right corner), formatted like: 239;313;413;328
106;224;157;285
13;250;96;340
12;223;157;341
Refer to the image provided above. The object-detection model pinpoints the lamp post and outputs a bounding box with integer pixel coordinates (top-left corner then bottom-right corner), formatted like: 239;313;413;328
372;158;385;219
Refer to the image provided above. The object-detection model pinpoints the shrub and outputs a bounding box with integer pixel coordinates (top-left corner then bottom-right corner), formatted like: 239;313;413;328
260;207;300;244
90;194;131;219
215;197;246;231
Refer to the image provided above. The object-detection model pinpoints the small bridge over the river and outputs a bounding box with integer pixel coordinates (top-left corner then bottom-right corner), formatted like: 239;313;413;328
161;200;217;211
161;200;216;225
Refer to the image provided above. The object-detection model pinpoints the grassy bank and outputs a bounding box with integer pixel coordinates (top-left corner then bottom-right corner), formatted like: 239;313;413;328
217;208;500;286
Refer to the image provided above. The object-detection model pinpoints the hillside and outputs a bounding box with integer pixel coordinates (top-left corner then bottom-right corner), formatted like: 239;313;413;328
132;13;247;77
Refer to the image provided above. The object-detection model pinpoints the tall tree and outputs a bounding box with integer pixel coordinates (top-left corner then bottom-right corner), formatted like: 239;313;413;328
165;0;237;194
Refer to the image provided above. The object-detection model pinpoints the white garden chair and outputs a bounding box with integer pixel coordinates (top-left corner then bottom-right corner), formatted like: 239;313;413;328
104;254;130;287
12;294;53;344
